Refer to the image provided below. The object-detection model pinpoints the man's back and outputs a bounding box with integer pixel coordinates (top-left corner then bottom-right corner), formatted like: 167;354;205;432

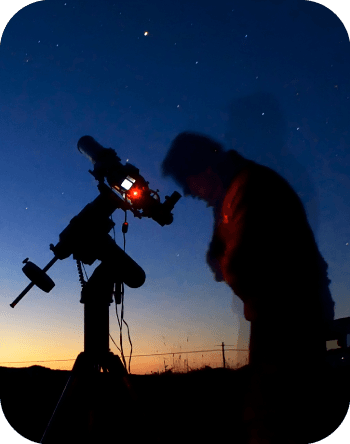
162;134;341;442
206;154;338;442
207;155;335;325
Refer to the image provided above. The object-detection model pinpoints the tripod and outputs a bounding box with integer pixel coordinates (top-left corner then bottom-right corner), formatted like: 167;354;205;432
40;260;147;444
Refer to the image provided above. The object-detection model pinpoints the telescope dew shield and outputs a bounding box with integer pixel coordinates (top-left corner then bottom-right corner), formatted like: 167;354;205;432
77;136;104;164
77;135;121;165
78;135;126;186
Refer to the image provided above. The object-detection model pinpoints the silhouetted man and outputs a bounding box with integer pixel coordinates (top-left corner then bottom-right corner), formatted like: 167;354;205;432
161;131;337;443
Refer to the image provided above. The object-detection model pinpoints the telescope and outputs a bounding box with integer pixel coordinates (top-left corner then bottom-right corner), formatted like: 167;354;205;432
10;135;181;308
8;136;181;444
78;135;181;224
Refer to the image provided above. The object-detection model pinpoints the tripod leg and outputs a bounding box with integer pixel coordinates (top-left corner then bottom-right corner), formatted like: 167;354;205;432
41;351;154;443
40;352;96;444
102;352;163;442
104;352;138;401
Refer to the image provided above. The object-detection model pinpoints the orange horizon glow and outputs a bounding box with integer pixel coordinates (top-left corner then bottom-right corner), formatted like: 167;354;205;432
0;347;249;374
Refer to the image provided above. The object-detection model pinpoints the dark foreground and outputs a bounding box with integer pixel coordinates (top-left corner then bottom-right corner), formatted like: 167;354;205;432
0;358;349;444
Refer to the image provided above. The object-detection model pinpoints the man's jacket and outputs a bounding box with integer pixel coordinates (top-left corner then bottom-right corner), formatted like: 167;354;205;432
206;151;335;324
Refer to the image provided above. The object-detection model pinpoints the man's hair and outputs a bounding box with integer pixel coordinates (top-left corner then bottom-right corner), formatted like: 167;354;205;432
160;131;225;195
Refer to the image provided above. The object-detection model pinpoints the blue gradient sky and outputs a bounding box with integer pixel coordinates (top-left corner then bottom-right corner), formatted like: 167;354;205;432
0;0;349;374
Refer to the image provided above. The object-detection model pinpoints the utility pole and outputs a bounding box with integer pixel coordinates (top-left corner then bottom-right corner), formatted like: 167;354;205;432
215;342;235;368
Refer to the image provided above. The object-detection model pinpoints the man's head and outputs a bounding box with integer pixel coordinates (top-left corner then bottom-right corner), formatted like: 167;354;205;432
160;131;227;207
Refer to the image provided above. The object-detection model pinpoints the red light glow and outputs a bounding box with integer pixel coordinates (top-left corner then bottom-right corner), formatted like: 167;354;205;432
129;187;142;200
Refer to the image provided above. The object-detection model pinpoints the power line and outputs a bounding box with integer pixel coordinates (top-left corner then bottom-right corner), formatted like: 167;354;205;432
0;347;249;365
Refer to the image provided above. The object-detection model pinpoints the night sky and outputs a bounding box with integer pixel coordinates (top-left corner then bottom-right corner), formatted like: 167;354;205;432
0;0;349;375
